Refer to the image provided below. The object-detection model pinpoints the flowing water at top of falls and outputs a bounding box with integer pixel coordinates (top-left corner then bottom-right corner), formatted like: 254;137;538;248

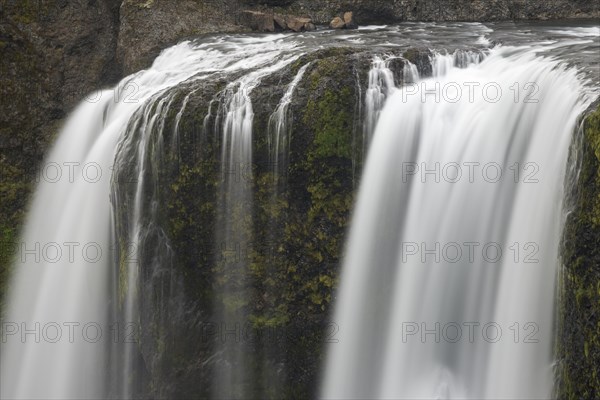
363;56;397;151
362;49;485;153
429;50;487;76
322;43;595;399
0;20;598;400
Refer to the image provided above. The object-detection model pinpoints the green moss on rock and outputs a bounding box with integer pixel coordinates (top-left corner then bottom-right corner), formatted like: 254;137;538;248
304;88;353;160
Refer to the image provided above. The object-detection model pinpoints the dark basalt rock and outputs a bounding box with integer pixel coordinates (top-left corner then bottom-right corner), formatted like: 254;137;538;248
343;11;358;29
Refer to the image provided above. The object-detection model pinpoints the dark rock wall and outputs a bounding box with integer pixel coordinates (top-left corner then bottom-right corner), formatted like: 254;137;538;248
245;0;599;23
118;0;243;75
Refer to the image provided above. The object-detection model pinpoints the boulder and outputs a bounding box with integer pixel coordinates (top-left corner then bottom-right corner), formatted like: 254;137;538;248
329;16;345;29
274;14;288;31
286;16;315;32
239;10;275;32
343;11;358;29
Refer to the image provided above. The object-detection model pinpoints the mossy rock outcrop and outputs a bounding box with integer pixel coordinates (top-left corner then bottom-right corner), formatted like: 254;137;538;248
108;47;422;398
559;103;600;399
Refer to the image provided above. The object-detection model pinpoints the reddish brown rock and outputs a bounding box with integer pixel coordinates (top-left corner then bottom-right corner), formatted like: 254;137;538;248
344;11;358;29
286;16;315;32
329;16;345;29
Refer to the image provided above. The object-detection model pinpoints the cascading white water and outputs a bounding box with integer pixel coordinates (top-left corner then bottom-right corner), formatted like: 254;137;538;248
322;46;591;399
268;63;311;177
113;89;181;399
362;56;421;145
0;92;117;400
363;56;397;148
212;50;300;399
363;55;425;157
403;59;420;84
430;49;486;77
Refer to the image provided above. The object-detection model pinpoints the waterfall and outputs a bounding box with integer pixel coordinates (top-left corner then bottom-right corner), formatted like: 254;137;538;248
363;52;481;156
212;54;299;399
403;59;420;84
322;46;591;399
0;39;239;400
363;56;397;149
0;92;118;400
430;49;486;77
112;89;181;398
2;21;596;400
268;63;311;179
0;36;300;399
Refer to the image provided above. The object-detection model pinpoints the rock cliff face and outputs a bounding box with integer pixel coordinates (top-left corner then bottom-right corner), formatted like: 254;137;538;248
118;0;243;75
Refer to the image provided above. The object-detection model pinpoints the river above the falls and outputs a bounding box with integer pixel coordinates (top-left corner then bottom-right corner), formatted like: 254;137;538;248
190;20;599;86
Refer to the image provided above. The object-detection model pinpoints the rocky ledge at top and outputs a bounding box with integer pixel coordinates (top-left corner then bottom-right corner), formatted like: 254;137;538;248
239;9;357;32
239;10;317;32
116;0;599;75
